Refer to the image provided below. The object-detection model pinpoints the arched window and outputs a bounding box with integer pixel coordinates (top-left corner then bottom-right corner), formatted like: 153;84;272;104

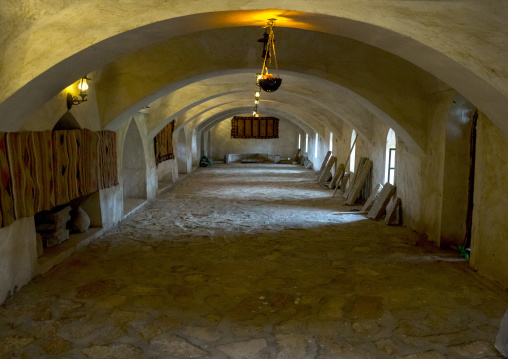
305;134;309;153
385;129;396;185
329;132;333;152
350;130;356;172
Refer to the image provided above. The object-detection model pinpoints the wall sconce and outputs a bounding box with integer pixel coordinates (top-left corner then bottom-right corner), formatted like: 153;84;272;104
66;76;91;110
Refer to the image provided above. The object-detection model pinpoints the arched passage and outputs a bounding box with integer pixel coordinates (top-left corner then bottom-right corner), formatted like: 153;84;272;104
122;119;148;214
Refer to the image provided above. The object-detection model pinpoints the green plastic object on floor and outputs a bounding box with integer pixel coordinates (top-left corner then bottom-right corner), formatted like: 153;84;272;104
457;245;470;260
200;156;213;167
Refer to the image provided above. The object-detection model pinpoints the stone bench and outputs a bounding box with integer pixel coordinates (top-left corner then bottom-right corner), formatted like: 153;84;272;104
226;153;280;164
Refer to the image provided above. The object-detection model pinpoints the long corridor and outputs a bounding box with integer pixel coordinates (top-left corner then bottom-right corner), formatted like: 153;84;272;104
0;164;507;358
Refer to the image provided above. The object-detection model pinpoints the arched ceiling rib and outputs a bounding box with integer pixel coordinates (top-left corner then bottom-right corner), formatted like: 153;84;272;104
1;4;507;137
194;106;318;138
99;25;430;151
96;26;444;147
144;72;382;142
170;100;327;140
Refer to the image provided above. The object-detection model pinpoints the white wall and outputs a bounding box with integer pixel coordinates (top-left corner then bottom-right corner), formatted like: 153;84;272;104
471;113;508;288
0;217;38;303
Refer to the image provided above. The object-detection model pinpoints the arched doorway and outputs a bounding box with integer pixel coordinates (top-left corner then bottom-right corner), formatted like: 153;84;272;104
122;119;147;215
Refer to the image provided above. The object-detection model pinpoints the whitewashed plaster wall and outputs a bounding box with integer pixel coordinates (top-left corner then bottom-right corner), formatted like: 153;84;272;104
399;92;454;241
209;118;303;161
306;131;329;171
156;160;179;186
175;127;192;174
0;78;123;305
0;218;38;304
19;74;102;132
440;94;477;248
471;113;508;288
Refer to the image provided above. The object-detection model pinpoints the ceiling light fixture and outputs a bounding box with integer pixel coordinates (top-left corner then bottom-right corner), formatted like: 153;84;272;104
258;19;281;93
251;19;281;118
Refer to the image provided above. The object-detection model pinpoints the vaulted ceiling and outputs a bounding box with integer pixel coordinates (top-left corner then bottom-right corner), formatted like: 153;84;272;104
1;2;507;149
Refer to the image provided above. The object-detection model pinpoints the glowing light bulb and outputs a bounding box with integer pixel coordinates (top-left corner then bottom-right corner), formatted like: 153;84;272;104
253;111;257;116
78;78;89;92
255;91;260;99
255;100;259;105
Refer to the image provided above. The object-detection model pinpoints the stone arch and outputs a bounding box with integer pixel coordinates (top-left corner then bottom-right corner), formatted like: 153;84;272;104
1;7;507;143
122;118;148;214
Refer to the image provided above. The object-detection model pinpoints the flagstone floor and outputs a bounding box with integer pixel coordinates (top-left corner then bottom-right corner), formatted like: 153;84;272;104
0;164;507;358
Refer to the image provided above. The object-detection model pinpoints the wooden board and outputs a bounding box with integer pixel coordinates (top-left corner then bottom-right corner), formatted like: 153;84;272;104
345;159;372;205
0;133;15;228
318;156;336;184
52;131;71;206
31;131;55;213
367;182;396;221
344;157;367;199
329;163;345;189
340;173;350;191
385;197;401;225
362;183;383;212
6;132;37;219
318;151;332;175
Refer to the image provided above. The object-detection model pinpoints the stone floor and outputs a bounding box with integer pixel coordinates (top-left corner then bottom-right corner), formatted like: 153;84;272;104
1;164;507;358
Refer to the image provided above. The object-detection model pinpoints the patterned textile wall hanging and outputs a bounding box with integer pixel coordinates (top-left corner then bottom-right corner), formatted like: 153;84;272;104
98;131;119;189
66;130;80;201
79;129;100;196
154;120;176;165
0;129;118;229
6;132;38;218
31;131;55;213
52;131;71;206
231;116;279;139
0;133;15;227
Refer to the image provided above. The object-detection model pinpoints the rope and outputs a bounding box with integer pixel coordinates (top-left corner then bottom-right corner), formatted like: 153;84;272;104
260;20;279;77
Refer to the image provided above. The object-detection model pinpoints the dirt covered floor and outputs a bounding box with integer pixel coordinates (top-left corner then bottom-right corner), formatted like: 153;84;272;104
1;164;507;358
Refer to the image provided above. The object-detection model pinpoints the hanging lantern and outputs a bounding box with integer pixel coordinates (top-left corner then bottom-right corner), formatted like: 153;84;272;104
258;19;282;93
258;74;282;93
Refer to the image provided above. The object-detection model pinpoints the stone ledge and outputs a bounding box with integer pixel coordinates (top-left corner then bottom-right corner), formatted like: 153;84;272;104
37;227;103;275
